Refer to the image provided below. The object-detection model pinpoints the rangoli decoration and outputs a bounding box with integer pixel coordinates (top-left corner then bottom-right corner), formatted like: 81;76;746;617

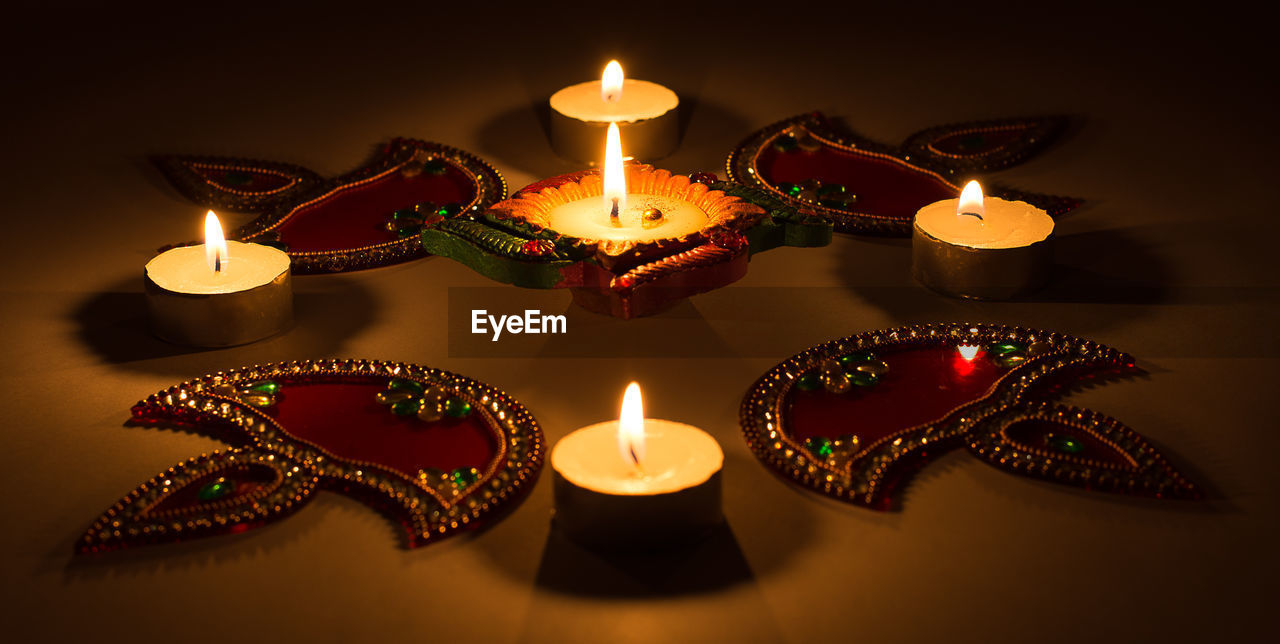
739;323;1198;508
727;112;1081;235
78;359;543;553
155;139;506;273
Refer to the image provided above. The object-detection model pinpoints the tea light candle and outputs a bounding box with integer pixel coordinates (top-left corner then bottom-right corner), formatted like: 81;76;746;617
144;211;293;346
912;180;1054;299
549;60;679;163
551;383;723;549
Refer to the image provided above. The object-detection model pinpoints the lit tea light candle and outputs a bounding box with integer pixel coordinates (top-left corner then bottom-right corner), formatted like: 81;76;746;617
542;123;709;248
144;211;293;346
551;382;724;549
549;59;679;164
912;180;1054;299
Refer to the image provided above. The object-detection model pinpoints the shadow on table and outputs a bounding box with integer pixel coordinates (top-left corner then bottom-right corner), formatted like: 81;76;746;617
834;225;1177;335
533;522;753;597
71;273;379;376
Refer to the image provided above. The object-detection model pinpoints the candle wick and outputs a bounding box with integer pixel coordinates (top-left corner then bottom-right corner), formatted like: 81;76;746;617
610;198;621;227
958;211;985;222
214;253;222;273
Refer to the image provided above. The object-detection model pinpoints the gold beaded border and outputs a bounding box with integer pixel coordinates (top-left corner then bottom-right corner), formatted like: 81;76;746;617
739;323;1136;507
238;140;507;273
188;161;303;197
81;359;543;553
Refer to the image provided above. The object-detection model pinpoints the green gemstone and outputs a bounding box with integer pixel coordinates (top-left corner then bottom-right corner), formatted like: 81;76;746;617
422;159;449;175
804;437;834;458
444;398;472;418
243;381;280;394
779;182;804;197
796;372;822;391
392;398;421;416
197;479;233;501
435;203;462;217
773;136;799;151
817;184;846;197
1046;433;1085;454
451;467;479;486
839;351;876;368
389;378;425;394
850;370;879;387
988;342;1025;356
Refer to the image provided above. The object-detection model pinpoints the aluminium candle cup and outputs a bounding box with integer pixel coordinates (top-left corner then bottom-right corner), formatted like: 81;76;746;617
144;241;293;347
911;197;1054;300
551;420;723;551
548;79;680;164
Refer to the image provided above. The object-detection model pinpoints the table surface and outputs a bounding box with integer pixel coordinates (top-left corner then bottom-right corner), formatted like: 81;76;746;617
3;4;1275;642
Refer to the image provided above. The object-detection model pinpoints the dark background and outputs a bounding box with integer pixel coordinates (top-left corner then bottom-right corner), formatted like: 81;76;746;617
1;2;1275;642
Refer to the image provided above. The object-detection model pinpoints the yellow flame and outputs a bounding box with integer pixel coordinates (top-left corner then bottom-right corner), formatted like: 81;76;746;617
617;382;645;470
958;345;981;361
601;60;623;102
957;180;985;219
603;122;627;215
204;210;227;274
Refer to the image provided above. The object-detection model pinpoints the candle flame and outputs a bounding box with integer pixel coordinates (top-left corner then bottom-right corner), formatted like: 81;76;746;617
957;180;985;220
603;122;627;217
601;60;623;102
204;210;227;274
617;382;645;471
958;344;981;361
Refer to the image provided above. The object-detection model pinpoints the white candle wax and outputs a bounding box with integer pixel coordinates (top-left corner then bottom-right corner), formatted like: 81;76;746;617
145;240;291;293
548;68;680;163
553;418;723;495
549;79;679;124
914;196;1053;248
545;195;708;243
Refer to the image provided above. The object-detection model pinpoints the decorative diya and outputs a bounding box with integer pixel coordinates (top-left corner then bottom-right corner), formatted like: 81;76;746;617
740;323;1198;509
423;124;829;318
727;112;1080;235
78;359;543;553
155;138;506;273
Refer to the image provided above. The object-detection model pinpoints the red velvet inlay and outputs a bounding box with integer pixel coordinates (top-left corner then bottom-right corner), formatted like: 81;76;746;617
148;464;278;514
757;146;956;222
268;381;497;476
929;128;1026;156
195;166;293;193
277;166;475;252
787;346;1008;445
1004;420;1134;468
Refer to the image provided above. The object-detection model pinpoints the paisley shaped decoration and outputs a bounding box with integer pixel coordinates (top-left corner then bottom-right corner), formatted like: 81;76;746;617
967;402;1198;498
79;359;544;553
80;449;318;553
726;112;1080;235
155;156;323;213
421;169;828;319
155;139;507;273
739;323;1197;509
